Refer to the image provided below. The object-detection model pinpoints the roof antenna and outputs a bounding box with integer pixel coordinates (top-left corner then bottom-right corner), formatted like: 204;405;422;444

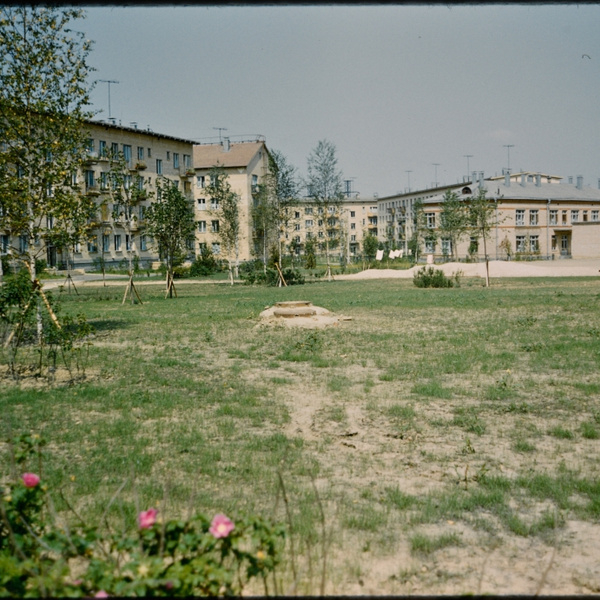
213;127;228;143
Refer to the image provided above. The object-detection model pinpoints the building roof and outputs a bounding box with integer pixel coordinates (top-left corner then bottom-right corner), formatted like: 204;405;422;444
86;119;197;145
193;141;266;169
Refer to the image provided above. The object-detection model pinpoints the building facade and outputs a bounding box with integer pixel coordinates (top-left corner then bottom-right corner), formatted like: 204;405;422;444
377;172;600;260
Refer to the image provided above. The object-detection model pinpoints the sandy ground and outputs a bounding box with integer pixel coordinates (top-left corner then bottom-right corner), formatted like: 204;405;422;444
335;258;600;281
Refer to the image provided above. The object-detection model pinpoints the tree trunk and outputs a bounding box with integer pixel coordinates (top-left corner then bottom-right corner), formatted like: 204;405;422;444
482;232;490;287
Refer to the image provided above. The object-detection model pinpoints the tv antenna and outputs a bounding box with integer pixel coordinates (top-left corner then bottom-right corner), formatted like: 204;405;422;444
464;155;473;178
432;163;440;187
213;127;228;142
405;170;412;192
503;144;515;171
98;80;119;119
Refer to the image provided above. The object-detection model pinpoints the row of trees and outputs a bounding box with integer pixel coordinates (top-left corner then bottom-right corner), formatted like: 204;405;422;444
409;188;499;287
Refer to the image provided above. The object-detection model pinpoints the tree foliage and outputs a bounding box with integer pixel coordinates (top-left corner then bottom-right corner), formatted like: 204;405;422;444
205;165;240;284
468;187;500;287
362;233;379;262
439;190;469;261
305;140;344;279
144;179;195;296
0;6;95;275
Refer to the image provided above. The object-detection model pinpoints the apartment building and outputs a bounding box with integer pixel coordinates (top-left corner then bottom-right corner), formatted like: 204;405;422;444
289;197;379;261
377;172;600;260
192;137;269;262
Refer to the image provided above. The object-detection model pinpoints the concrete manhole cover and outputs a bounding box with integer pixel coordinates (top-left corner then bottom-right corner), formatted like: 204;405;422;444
258;301;352;329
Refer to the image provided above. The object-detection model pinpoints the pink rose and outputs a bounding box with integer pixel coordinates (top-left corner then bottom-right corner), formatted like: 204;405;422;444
209;513;235;538
138;508;158;529
94;592;109;598
22;473;40;488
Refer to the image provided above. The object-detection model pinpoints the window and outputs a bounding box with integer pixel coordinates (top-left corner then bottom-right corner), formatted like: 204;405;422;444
197;175;205;188
350;222;356;230
549;209;558;225
85;138;94;153
210;199;219;210
73;242;81;254
1;235;10;254
305;207;313;215
99;172;108;190
350;235;356;242
102;234;110;253
318;219;323;227
551;235;557;251
173;153;179;168
85;170;95;189
252;174;258;187
295;211;300;219
139;205;146;220
183;154;191;168
211;220;219;233
294;223;300;231
350;211;355;217
147;148;152;158
166;151;170;160
156;159;162;175
529;210;538;226
441;238;452;256
197;197;206;210
139;235;147;251
305;219;313;227
516;235;526;252
592;210;599;222
111;142;118;156
198;221;206;233
19;235;28;253
126;235;132;251
99;140;107;157
425;212;435;228
114;234;122;252
123;145;132;166
318;231;324;238
515;209;525;226
124;174;132;190
583;211;588;222
571;210;579;223
212;242;221;255
87;237;98;253
328;206;335;214
137;146;144;160
425;240;435;253
562;210;567;225
530;235;539;253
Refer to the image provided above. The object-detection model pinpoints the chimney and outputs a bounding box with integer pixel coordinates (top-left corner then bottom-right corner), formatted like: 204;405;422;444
568;176;573;184
597;178;600;190
520;173;526;187
535;174;541;187
478;172;485;189
472;171;477;184
222;137;230;152
504;172;511;187
576;175;583;189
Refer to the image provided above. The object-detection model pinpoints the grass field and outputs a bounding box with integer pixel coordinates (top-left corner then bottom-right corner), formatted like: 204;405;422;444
2;275;600;595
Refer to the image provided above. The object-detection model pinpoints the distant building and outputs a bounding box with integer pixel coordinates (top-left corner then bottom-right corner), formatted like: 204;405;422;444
377;172;600;260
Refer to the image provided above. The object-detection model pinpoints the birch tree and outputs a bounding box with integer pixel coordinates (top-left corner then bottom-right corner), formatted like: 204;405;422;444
205;165;240;285
0;6;95;282
305;140;344;281
469;187;499;287
439;190;469;261
144;178;195;298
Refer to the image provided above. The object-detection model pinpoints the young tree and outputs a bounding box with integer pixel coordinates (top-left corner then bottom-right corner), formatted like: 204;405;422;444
144;178;195;298
439;190;469;261
407;198;427;264
0;6;95;281
205;165;240;285
362;233;379;264
105;148;151;301
469;187;500;287
305;140;344;281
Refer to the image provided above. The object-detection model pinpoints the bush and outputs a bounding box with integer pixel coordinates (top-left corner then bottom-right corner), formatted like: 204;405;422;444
239;261;305;286
413;266;454;288
0;433;285;598
189;249;219;277
172;265;190;279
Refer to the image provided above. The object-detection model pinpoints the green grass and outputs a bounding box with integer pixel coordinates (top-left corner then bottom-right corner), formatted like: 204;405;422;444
2;275;600;593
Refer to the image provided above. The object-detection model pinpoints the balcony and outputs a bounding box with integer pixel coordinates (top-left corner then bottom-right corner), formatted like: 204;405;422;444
83;152;99;165
135;161;147;171
85;185;100;196
179;167;195;178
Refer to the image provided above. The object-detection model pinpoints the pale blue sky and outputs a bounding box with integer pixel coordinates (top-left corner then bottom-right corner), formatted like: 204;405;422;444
82;3;600;198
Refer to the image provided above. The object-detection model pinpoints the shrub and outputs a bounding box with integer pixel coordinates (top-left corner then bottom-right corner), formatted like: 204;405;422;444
0;433;285;597
189;249;219;277
239;261;305;286
413;266;454;288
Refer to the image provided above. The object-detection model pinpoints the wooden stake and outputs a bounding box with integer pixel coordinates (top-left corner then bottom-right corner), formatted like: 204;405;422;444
275;262;288;287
